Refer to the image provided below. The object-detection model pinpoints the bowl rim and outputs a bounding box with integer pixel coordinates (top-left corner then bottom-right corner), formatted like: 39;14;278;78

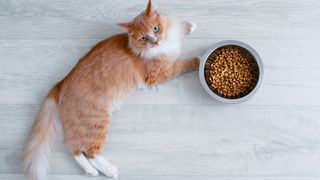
199;40;264;104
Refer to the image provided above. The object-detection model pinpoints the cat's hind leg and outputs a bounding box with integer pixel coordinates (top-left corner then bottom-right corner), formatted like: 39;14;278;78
81;116;119;178
74;152;99;176
88;155;119;178
64;112;118;178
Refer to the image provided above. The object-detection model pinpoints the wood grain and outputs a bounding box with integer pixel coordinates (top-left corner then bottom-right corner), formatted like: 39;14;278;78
1;105;320;176
1;0;320;179
0;0;319;39
2;174;320;180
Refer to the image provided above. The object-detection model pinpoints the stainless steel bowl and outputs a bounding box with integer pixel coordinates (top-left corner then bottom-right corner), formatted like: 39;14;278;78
199;40;264;103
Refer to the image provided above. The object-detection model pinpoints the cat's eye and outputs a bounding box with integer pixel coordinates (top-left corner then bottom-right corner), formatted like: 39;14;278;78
140;36;148;41
153;25;160;33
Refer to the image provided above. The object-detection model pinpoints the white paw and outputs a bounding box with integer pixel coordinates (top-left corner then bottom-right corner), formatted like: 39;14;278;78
102;162;118;178
85;167;99;176
189;22;197;34
89;156;119;178
185;22;197;35
74;154;99;177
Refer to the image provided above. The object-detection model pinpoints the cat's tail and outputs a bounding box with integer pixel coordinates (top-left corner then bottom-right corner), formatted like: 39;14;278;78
21;83;62;180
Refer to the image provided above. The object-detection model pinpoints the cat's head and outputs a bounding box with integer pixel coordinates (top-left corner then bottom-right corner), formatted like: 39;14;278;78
118;0;173;58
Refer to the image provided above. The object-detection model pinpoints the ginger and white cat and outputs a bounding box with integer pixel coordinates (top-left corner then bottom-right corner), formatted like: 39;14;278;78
21;0;199;179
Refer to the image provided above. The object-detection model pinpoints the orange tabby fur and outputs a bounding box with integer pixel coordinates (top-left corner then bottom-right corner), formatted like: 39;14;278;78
21;0;199;179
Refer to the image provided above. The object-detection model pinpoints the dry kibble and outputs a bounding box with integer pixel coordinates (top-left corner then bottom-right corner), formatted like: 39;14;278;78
205;46;259;99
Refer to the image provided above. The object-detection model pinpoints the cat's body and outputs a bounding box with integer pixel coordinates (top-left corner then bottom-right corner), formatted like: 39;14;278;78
21;1;199;180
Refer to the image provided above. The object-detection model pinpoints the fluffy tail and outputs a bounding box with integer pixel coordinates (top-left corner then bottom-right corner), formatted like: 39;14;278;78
21;84;62;180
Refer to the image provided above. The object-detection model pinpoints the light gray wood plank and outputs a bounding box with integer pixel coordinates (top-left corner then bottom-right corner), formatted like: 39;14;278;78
1;0;320;179
1;104;320;176
1;174;320;180
0;0;319;39
2;174;320;180
1;39;320;105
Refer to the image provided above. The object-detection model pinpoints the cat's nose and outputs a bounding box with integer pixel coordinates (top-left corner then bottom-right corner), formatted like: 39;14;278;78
147;34;158;43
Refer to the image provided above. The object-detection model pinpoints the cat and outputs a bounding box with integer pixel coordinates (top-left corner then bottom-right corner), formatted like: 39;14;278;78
21;0;199;179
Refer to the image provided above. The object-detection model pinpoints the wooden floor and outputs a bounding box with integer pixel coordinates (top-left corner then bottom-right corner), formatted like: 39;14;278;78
1;0;320;179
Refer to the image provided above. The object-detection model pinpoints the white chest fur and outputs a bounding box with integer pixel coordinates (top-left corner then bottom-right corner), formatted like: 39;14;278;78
142;21;182;60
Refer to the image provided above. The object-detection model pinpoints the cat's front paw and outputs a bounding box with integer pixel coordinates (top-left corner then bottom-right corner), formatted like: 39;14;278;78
184;22;197;35
186;56;200;72
192;56;201;70
145;71;158;86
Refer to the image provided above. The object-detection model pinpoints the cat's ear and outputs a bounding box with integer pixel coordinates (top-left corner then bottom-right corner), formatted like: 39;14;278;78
145;0;158;17
118;22;132;31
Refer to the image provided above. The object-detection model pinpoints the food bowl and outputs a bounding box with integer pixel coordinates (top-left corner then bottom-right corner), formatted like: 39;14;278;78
199;40;264;103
